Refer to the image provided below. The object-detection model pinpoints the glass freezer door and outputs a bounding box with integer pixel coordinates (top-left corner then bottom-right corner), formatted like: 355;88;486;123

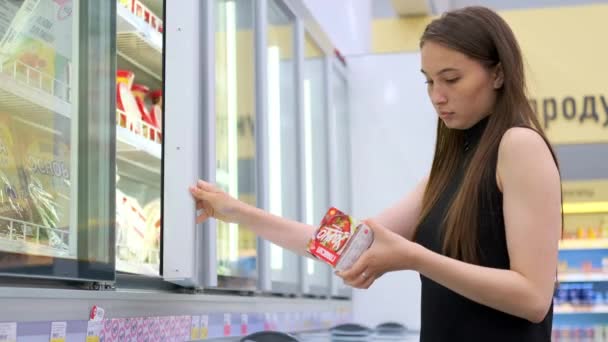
267;0;300;294
215;0;258;289
302;32;330;295
0;0;115;281
115;0;164;277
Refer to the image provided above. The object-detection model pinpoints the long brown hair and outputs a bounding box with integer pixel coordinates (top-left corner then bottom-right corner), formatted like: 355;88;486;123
415;7;559;263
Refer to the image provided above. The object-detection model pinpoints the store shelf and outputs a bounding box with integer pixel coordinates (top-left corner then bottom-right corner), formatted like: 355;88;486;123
555;304;608;314
0;60;71;119
116;125;161;175
116;3;163;81
116;258;159;276
0;216;70;257
559;239;608;250
558;273;608;282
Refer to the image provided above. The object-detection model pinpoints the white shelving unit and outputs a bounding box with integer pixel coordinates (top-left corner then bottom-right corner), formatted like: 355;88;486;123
0;216;70;258
116;3;163;81
117;125;161;171
0;60;71;120
555;304;608;314
559;239;608;250
558;273;608;283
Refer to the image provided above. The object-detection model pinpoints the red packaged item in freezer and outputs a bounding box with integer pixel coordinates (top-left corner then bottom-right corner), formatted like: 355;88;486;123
116;70;141;134
149;90;162;125
132;84;159;142
307;207;374;271
149;89;162;142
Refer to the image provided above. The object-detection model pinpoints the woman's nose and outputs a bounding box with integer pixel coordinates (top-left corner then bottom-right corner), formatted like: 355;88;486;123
430;87;448;105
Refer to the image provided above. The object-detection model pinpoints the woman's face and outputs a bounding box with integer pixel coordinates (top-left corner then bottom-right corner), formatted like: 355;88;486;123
421;41;501;129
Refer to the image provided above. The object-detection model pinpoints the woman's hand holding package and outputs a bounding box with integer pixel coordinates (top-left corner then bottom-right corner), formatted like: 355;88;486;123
189;180;246;224
336;219;421;289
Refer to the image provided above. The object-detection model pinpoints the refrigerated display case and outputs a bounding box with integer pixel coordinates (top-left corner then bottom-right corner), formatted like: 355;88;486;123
0;1;353;333
266;0;301;294
0;0;114;280
115;0;163;276
302;31;331;295
215;0;258;289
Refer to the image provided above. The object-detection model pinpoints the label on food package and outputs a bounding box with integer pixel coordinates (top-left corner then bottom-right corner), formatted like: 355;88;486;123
335;223;374;271
307;207;374;270
307;208;354;266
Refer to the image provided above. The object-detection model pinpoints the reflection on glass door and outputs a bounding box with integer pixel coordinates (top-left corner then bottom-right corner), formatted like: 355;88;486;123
331;64;352;296
303;32;330;293
115;0;164;276
267;0;299;291
332;66;351;215
216;0;257;288
0;0;114;280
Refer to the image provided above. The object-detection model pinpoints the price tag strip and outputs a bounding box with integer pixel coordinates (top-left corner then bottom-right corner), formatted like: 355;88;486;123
0;322;17;342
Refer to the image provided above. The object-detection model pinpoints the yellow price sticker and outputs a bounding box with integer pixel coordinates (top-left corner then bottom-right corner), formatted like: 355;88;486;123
85;321;102;342
200;327;209;339
50;322;67;342
190;327;200;340
200;315;209;339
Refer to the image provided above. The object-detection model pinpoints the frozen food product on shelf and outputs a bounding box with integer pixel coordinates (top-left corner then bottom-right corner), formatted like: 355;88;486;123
116;191;147;263
149;89;163;130
0;116;33;233
116;70;142;134
132;83;160;142
142;199;160;263
11;119;70;250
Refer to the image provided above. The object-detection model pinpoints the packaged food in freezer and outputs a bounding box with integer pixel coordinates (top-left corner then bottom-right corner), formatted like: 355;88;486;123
122;195;147;263
149;89;162;136
0;116;33;237
12;119;70;250
116;70;141;134
132;83;158;141
142;199;160;263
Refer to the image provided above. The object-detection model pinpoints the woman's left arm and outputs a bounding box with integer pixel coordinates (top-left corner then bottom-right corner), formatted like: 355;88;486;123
339;128;562;323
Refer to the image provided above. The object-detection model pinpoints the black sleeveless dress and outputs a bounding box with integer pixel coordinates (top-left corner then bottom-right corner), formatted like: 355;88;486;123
414;118;553;341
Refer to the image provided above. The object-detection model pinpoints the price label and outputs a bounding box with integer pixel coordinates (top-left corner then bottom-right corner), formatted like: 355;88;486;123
50;322;67;342
200;315;209;339
223;313;231;336
190;316;200;340
0;322;17;342
85;321;103;342
240;313;248;335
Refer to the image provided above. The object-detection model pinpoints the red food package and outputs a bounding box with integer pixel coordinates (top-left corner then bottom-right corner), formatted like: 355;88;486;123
307;207;374;271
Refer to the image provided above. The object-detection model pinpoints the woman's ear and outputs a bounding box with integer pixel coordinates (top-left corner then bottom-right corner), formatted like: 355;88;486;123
493;62;504;89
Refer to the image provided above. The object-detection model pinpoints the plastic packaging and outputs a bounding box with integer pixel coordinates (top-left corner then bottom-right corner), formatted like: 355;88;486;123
116;70;141;134
307;207;374;271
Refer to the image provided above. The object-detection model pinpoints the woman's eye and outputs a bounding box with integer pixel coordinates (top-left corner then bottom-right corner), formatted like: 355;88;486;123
445;78;460;84
425;80;433;85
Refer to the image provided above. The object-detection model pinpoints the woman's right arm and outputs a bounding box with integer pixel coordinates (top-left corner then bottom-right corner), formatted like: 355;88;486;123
190;174;428;255
370;176;428;241
190;180;315;256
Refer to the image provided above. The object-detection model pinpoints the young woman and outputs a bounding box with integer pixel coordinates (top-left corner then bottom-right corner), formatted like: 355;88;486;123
190;6;562;341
